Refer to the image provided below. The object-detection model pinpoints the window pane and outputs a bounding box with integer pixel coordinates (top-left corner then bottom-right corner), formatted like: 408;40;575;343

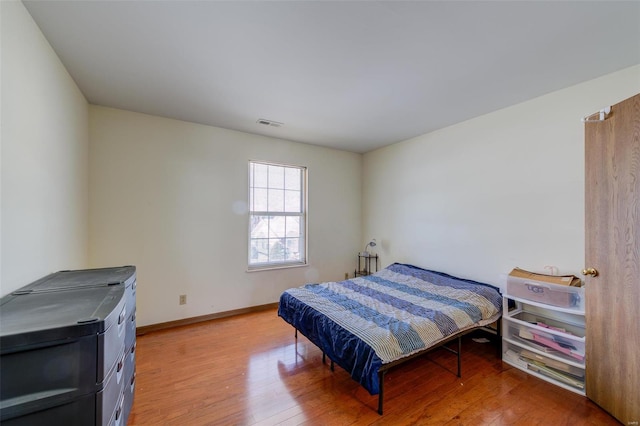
269;239;286;261
269;216;285;238
253;188;268;211
268;188;284;212
286;216;300;238
284;189;301;212
250;215;269;238
250;238;269;263
253;163;268;188
268;165;285;189
285;168;301;190
285;238;300;261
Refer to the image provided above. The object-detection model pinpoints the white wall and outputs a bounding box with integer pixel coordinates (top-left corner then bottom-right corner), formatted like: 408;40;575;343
0;1;89;296
89;106;361;326
363;65;640;288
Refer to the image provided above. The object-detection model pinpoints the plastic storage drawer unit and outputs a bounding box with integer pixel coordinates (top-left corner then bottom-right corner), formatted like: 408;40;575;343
0;266;136;426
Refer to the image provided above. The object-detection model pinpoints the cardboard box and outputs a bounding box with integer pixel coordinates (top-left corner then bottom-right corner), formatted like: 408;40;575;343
509;267;582;287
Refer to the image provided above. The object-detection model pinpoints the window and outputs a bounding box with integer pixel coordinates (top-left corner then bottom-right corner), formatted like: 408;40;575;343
248;161;307;269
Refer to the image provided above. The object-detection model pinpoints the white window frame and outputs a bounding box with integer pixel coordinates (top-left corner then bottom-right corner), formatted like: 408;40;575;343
248;161;308;271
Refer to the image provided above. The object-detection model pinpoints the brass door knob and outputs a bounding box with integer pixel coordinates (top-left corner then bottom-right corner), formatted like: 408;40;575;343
582;267;598;277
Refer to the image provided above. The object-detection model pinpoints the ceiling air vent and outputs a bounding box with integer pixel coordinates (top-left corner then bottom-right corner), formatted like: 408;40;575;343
256;118;283;128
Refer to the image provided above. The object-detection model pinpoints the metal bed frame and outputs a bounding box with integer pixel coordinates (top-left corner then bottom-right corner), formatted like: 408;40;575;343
293;318;501;415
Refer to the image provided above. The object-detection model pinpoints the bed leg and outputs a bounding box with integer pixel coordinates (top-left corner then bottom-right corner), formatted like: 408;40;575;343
321;353;334;371
377;370;386;415
295;328;298;339
457;336;462;378
496;319;502;359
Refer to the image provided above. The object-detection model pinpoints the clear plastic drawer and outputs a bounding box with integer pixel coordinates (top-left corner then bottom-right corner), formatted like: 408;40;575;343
505;316;585;364
507;275;584;311
503;341;585;392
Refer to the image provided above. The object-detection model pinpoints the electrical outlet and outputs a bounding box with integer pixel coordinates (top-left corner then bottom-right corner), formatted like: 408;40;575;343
345;272;349;280
179;294;187;305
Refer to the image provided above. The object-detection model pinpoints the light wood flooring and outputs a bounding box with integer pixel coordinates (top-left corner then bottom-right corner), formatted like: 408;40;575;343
128;308;619;425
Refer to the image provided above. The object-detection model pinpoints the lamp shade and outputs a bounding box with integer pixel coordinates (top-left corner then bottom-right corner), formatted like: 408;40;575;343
361;239;377;256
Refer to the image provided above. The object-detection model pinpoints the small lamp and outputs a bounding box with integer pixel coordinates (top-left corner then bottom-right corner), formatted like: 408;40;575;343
361;239;377;257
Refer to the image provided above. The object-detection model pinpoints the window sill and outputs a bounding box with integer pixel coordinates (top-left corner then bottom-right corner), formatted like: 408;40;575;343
247;262;308;273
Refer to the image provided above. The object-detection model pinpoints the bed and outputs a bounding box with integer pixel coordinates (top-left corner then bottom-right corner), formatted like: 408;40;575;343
277;262;502;414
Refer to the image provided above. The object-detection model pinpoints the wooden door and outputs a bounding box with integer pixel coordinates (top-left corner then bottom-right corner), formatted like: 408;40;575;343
585;93;640;425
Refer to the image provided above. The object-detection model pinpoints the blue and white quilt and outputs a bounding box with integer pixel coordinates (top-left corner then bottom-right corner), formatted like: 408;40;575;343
278;263;502;394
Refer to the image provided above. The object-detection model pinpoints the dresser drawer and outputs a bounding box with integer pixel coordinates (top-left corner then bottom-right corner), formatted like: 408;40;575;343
97;347;126;426
0;336;97;421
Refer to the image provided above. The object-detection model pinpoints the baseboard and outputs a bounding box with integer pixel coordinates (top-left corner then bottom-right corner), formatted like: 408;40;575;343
136;302;279;335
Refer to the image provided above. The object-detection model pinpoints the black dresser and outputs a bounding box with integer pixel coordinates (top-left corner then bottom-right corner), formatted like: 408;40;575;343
0;266;137;425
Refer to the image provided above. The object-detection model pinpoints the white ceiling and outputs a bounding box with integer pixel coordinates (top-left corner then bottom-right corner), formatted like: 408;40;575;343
23;1;640;153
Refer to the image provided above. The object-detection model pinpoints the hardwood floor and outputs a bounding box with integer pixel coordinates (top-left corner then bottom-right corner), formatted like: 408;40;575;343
128;308;618;425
